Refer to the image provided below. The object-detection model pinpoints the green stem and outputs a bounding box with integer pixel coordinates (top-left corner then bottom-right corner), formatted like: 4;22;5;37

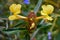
50;16;57;32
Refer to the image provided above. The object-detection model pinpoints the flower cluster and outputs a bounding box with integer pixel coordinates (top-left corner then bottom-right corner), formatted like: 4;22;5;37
8;4;54;30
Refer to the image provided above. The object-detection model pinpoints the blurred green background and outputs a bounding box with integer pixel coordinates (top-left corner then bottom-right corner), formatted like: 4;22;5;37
0;0;60;40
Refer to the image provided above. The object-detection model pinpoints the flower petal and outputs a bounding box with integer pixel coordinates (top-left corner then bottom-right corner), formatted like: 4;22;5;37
9;4;21;14
44;15;53;21
8;15;19;20
41;11;47;15
41;5;54;14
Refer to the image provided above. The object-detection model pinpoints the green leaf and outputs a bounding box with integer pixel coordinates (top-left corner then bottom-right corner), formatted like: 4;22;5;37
3;28;27;34
3;30;20;34
3;28;26;31
14;20;26;27
34;0;42;14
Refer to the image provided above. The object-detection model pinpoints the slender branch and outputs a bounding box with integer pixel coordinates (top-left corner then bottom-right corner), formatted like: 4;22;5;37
6;20;8;29
17;15;28;20
50;16;57;32
30;28;40;40
35;16;43;20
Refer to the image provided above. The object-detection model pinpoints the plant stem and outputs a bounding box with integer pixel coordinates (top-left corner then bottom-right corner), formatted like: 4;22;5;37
50;16;57;32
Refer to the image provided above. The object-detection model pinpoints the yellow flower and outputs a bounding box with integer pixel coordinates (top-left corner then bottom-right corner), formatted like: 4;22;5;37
40;5;54;21
8;15;19;20
41;5;54;15
9;4;21;15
